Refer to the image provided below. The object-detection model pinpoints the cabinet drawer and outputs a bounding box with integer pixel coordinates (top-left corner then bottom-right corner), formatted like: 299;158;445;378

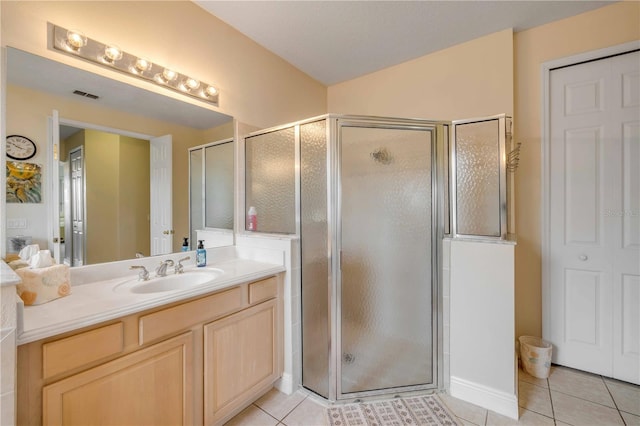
139;286;243;345
43;322;124;379
248;277;277;305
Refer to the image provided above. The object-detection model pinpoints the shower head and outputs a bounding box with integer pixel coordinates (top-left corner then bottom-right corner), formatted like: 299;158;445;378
371;147;392;165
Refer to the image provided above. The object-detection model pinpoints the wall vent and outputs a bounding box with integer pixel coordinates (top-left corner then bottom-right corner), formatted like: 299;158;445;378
73;90;99;100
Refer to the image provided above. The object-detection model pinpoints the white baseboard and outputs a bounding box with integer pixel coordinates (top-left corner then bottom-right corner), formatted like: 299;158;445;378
450;376;518;419
275;372;294;395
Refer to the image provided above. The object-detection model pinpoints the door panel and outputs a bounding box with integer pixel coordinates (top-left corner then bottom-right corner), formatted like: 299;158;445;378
564;128;601;245
564;269;601;345
548;50;639;384
70;148;85;266
622;123;639;249
150;135;173;255
338;124;434;396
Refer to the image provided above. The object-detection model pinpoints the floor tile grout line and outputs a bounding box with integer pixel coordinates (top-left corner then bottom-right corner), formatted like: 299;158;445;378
252;403;281;424
279;394;309;422
548;386;619;410
545;378;557;425
601;376;630;426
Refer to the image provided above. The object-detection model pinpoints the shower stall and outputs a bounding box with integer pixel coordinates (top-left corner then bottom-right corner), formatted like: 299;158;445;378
244;113;512;401
245;114;448;401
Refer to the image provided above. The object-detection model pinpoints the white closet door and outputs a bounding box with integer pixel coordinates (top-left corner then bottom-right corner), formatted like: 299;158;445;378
548;51;639;384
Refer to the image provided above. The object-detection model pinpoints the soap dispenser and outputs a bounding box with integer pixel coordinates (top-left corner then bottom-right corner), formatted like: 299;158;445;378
181;237;189;252
196;240;206;267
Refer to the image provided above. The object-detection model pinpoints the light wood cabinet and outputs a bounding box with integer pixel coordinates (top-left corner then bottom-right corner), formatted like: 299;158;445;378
18;275;283;426
205;299;279;424
43;332;194;426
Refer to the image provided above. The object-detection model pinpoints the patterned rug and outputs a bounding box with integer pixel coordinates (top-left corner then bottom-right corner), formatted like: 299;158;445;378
327;394;459;426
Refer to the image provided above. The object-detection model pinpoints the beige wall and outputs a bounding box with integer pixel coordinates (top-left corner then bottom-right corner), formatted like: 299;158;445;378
513;1;640;338
118;136;150;261
85;129;120;264
328;28;514;119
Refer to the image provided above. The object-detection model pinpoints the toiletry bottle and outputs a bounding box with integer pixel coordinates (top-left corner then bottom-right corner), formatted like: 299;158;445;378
196;240;206;267
181;237;189;252
247;206;257;231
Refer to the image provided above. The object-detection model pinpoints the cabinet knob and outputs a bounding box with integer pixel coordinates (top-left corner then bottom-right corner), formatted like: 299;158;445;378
579;254;588;261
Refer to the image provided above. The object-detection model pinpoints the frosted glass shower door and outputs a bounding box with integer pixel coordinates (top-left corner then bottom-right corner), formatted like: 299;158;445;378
339;125;434;395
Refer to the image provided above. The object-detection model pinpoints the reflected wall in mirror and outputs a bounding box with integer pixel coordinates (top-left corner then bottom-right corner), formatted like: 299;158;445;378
5;47;235;266
189;139;234;249
59;126;150;266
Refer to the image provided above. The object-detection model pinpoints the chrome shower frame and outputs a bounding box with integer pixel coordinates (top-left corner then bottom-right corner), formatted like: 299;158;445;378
450;114;513;240
243;114;449;402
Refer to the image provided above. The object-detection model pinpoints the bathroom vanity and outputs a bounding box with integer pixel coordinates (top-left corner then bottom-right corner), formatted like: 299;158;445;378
16;255;285;426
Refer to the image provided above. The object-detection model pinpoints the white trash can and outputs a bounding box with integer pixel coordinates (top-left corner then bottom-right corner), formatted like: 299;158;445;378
519;336;553;379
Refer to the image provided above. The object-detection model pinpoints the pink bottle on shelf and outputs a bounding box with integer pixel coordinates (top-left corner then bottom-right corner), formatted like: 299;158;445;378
247;206;257;231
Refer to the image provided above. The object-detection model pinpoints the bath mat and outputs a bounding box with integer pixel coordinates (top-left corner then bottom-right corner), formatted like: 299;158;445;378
327;394;459;426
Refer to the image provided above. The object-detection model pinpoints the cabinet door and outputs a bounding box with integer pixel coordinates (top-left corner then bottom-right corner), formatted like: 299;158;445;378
204;299;280;424
43;332;193;426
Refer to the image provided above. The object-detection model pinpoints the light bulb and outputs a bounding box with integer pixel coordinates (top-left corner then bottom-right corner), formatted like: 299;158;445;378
162;68;177;82
104;45;123;63
66;30;87;51
180;77;200;91
134;57;152;73
185;78;200;90
204;85;218;98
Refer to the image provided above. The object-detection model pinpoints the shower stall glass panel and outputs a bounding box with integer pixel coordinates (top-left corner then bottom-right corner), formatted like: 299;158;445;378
338;124;435;395
245;128;296;234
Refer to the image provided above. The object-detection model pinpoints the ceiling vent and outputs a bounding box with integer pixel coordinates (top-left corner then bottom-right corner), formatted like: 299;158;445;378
73;90;99;100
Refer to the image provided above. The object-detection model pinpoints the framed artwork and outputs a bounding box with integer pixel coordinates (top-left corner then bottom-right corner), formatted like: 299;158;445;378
6;161;42;203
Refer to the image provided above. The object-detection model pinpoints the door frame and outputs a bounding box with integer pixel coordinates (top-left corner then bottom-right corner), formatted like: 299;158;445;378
540;40;640;341
47;115;169;263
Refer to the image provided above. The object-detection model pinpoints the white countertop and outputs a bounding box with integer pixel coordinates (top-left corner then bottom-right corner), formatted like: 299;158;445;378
18;257;284;345
1;261;21;287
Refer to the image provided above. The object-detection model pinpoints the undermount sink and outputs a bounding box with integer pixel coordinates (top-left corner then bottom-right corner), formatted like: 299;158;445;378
113;269;224;294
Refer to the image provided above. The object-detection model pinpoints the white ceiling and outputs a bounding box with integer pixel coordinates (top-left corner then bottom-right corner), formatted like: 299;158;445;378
195;0;615;85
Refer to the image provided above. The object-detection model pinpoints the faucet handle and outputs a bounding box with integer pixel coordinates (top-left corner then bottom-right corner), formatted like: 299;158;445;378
130;265;150;281
175;256;190;274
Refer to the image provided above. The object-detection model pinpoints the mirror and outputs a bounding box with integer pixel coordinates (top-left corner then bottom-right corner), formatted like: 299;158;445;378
189;139;235;248
5;47;235;266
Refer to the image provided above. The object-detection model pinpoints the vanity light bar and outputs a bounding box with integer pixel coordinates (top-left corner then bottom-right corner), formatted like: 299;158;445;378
51;24;219;106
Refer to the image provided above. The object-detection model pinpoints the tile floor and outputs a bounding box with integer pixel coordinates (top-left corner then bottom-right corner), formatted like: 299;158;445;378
226;365;640;426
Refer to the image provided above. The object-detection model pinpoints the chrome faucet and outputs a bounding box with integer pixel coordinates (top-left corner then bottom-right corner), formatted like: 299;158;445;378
129;265;150;281
175;257;190;274
155;259;175;277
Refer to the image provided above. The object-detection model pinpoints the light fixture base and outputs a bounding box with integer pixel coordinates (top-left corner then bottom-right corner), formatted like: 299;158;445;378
50;24;219;106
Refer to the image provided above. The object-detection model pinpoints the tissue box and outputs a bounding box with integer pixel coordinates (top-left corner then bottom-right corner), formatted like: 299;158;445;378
16;264;71;306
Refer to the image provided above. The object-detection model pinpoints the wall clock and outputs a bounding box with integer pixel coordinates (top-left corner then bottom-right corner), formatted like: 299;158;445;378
6;135;37;161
